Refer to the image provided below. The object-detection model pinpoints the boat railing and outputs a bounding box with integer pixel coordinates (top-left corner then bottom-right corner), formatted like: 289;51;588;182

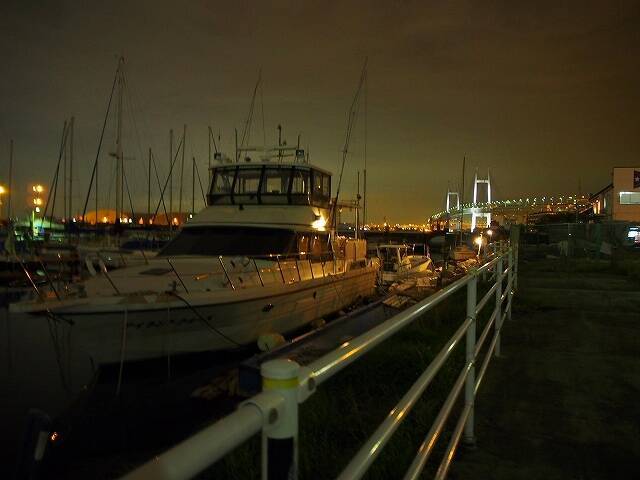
121;240;518;480
23;248;371;302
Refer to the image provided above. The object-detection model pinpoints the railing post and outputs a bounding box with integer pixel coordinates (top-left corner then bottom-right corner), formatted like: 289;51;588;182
513;243;519;291
495;255;503;357
261;359;300;480
507;249;513;321
463;273;477;445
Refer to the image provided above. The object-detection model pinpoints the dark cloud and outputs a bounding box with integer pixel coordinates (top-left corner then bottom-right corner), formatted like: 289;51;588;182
1;0;639;222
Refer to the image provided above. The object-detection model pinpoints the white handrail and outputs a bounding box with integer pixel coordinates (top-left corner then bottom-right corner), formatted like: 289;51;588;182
122;392;280;480
336;316;473;480
309;273;472;386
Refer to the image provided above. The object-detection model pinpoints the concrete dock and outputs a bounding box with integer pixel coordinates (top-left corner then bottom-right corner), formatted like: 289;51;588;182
450;259;640;479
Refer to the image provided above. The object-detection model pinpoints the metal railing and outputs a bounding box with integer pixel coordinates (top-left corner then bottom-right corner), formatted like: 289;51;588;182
122;241;517;480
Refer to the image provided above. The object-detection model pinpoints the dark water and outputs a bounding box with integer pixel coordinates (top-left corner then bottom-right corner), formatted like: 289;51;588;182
1;305;95;471
0;294;256;478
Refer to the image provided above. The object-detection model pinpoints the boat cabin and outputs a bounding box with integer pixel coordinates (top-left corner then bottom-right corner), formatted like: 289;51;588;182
207;163;332;208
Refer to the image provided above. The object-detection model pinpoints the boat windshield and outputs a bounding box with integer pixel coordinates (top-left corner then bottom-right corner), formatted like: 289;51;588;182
208;165;331;207
158;226;333;258
159;226;297;257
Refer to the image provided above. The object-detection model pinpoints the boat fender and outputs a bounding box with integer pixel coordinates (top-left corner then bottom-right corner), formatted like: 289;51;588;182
14;408;51;480
257;333;286;352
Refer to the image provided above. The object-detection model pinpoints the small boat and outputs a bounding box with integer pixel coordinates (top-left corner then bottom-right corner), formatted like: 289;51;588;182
10;155;379;364
377;244;433;284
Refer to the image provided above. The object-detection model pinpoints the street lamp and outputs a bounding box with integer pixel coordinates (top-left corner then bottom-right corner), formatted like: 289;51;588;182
0;185;6;220
30;184;45;236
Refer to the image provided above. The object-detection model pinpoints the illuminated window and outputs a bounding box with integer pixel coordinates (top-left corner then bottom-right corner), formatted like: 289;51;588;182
619;192;640;205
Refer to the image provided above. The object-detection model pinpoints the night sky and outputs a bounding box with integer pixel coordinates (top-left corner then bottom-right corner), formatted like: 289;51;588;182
1;1;639;223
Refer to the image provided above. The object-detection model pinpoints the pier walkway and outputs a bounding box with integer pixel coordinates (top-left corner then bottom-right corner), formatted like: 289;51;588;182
450;259;640;479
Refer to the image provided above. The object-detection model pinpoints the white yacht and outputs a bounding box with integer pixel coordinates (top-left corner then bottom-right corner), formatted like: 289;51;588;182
10;155;379;364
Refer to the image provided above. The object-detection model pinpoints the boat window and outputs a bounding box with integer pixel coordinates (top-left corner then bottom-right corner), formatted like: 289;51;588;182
297;234;309;256
158;226;297;257
207;165;331;207
209;167;236;204
311;170;331;207
290;168;310;205
261;168;291;204
309;233;331;259
234;168;262;204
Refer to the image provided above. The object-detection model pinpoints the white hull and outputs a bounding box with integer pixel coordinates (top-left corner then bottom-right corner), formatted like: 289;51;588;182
36;266;377;364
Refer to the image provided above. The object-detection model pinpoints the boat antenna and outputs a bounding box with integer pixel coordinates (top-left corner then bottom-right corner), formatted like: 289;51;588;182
330;57;368;232
238;69;261;161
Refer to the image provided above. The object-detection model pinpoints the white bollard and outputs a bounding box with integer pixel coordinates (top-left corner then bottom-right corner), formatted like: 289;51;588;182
463;274;477;445
261;359;300;480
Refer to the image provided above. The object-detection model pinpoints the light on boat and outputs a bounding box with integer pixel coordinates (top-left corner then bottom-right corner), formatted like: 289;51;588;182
486;229;493;236
35;206;41;213
312;215;327;230
0;186;5;194
474;236;483;246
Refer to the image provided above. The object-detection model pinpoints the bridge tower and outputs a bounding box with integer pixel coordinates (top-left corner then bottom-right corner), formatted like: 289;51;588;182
446;187;461;231
471;169;491;231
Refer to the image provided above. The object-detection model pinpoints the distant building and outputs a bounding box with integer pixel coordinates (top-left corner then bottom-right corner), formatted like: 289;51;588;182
591;167;640;222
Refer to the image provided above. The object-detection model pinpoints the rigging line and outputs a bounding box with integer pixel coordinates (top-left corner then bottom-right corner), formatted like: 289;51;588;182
82;58;121;222
332;58;368;227
260;75;266;148
167;292;241;346
122;154;137;221
193;159;207;207
151;151;171;224
152;134;184;220
121;64;146;167
44;121;70;224
124;63;162;196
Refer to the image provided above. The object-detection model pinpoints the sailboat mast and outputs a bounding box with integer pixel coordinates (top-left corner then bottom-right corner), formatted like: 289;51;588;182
192;156;195;215
63;121;67;220
356;171;360;240
8;139;13;219
148;148;152;217
363;65;367;232
460;155;466;233
169;128;173;224
179;124;186;216
208;126;212;183
69;116;74;219
115;65;124;222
